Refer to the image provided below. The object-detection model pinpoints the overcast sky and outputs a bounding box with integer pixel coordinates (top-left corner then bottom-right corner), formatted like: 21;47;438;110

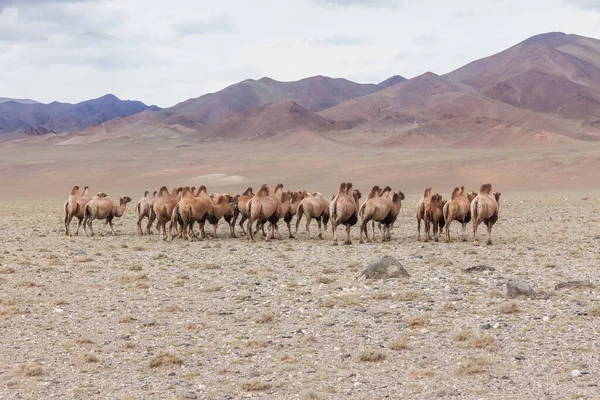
0;0;599;107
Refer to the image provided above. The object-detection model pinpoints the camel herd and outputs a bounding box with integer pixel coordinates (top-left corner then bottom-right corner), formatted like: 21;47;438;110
63;183;501;245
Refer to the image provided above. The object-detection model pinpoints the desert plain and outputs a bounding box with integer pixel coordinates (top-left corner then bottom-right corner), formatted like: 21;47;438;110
0;179;599;399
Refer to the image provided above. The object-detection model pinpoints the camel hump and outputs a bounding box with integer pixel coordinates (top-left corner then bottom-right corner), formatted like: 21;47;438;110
338;183;347;193
345;183;353;194
144;190;150;198
181;187;194;197
242;187;253;196
423;187;431;197
274;183;284;193
197;185;207;195
459;186;465;195
368;186;379;199
451;187;460;200
380;186;392;196
257;184;269;197
70;185;79;196
479;183;492;194
158;186;169;196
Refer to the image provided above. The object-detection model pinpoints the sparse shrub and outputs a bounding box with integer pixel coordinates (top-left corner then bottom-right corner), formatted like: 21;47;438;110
587;306;600;317
19;363;43;377
389;337;409;351
79;353;99;363
455;356;488;375
316;276;335;284
499;301;520;314
149;352;183;368
372;292;391;300
358;349;386;362
241;379;270;391
255;312;273;324
406;316;428;329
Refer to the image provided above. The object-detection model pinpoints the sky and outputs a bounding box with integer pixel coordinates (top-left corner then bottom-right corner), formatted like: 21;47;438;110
0;0;599;108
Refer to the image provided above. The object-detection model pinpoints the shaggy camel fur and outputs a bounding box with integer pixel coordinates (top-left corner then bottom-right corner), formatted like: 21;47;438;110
443;186;476;242
149;187;181;239
170;186;213;241
295;192;330;239
470;183;501;245
83;195;131;236
246;184;281;241
235;187;254;237
64;185;93;236
330;183;361;245
359;186;395;243
416;187;433;241
424;193;446;242
136;190;157;236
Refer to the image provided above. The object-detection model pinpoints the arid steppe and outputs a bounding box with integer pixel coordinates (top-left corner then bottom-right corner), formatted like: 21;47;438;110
1;190;599;399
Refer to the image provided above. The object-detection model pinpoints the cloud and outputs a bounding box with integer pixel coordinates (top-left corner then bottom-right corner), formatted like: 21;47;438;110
313;0;401;8
309;35;369;46
414;33;438;46
0;0;100;11
565;0;600;11
173;14;237;37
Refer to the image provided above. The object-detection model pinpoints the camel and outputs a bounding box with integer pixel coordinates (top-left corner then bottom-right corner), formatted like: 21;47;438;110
83;194;131;236
149;187;181;239
416;187;433;241
295;192;330;239
330;182;361;245
246;184;281;241
64;185;93;236
385;190;405;239
135;190;157;236
359;186;395;243
280;189;306;238
424;193;446;242
470;184;501;245
207;193;237;238
443;186;476;242
235;187;254;237
169;186;213;241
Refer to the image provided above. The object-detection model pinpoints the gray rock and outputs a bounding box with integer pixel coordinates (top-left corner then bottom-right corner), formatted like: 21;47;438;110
506;279;536;299
76;250;87;256
481;323;491;330
357;256;409;280
555;281;595;291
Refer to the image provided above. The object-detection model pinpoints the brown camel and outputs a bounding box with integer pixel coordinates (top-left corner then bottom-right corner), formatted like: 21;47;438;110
279;188;306;238
470;184;501;245
64;185;93;236
234;187;254;237
443;186;476;242
386;190;405;239
295;192;330;239
83;194;131;236
359;186;395;243
330;182;361;245
149;187;181;239
424;193;446;242
169;186;213;241
416;187;433;241
136;190;157;236
246;184;280;241
207;194;236;238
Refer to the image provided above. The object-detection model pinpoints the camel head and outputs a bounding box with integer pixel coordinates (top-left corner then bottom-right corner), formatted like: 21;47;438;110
393;191;405;202
95;191;107;198
120;196;132;204
494;192;501;202
70;185;80;196
430;193;443;207
352;189;362;202
467;191;477;202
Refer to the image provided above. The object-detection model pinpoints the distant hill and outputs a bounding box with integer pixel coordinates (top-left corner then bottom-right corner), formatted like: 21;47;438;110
0;97;39;105
0;94;160;135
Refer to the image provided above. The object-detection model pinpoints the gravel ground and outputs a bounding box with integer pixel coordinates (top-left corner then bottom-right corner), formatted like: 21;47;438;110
0;191;599;399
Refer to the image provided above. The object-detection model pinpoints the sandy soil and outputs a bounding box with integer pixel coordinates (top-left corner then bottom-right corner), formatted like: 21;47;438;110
1;191;599;399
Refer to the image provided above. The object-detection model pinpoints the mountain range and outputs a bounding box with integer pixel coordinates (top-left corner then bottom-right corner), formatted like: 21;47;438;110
3;32;600;148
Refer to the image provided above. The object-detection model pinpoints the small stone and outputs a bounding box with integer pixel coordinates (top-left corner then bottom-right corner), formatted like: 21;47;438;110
515;356;525;361
572;370;582;377
76;250;87;256
184;392;197;399
357;256;409;280
481;323;491;330
168;372;176;376
507;279;536;299
414;255;423;259
492;323;500;329
53;308;64;313
542;316;550;322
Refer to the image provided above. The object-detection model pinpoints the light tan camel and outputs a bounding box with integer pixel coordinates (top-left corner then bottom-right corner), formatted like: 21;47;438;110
149;187;181;240
169;186;213;241
470;184;501;245
235;187;254;237
64;185;93;236
136;190;157;236
416;187;432;241
330;183;361;245
279;188;306;238
443;186;476;242
246;184;280;241
424;193;445;242
295;192;330;239
359;186;394;243
83;194;131;236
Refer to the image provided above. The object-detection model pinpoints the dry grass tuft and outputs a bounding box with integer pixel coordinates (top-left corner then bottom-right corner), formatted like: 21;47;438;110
0;306;22;315
316;276;335;284
498;301;520;314
75;338;94;345
406;316;429;329
471;335;498;350
14;281;37;288
397;291;420;301
118;315;136;323
162;305;182;312
372;292;392;300
79;353;99;363
241;379;270;392
0;266;15;274
255;312;273;324
19;363;44;377
408;368;436;379
587;306;600;317
199;286;222;293
148;351;183;368
357;349;386;362
455;356;489;376
388;337;409;351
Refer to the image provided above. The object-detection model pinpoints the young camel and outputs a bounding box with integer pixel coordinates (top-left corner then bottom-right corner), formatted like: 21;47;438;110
385;191;405;239
246;184;280;241
136;190;157;236
169;186;213;241
443;186;476;242
83;194;132;236
64;185;93;236
149;187;181;240
359;186;394;243
424;193;445;242
470;183;501;245
295;192;330;239
330;182;361;245
416;187;433;241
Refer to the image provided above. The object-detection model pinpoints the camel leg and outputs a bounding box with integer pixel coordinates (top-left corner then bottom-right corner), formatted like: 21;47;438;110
108;218;115;235
445;219;451;243
307;217;313;239
87;218;95;237
486;221;493;245
332;220;338;246
316;218;323;239
65;214;73;236
423;219;429;243
74;217;82;236
213;223;218;239
147;212;155;235
359;217;370;244
344;224;352;245
137;216;143;236
247;217;255;241
229;220;236;238
461;222;467;242
417;218;421;241
239;214;248;237
433;223;439;242
286;221;294;239
473;218;480;243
